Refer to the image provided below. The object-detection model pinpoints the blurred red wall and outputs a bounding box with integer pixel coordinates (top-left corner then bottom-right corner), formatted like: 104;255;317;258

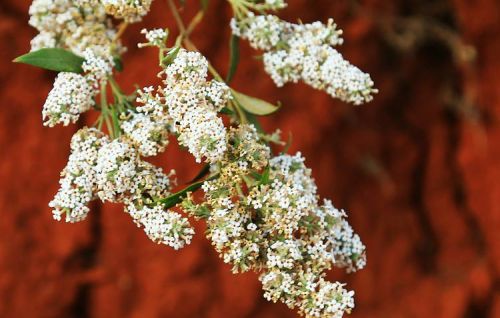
1;0;499;317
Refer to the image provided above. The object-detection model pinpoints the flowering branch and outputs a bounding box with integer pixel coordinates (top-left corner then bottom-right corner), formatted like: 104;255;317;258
15;0;376;317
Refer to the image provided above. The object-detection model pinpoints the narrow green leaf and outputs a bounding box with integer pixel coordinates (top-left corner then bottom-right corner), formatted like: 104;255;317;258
187;164;211;184
160;174;218;209
113;56;123;72
244;110;264;133
219;106;234;115
232;90;280;116
13;48;85;73
161;180;205;209
259;165;270;185
200;0;209;11
226;35;240;83
161;46;181;66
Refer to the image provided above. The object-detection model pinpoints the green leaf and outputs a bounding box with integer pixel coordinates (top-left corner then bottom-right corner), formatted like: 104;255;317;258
226;35;240;83
161;180;205;209
160;174;218;209
244;110;264;133
259;165;270;185
187;164;211;184
13;48;85;73
219;106;234;115
200;0;209;11
113;56;123;72
232;90;280;116
161;46;181;66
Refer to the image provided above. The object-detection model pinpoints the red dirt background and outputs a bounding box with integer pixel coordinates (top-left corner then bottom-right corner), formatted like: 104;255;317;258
1;0;499;317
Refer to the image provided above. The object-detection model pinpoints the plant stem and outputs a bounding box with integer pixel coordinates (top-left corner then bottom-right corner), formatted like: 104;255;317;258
166;0;187;34
100;82;114;138
115;22;129;41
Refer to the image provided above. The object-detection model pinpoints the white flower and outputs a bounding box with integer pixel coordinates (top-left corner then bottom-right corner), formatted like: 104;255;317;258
50;128;108;222
82;48;114;88
299;279;355;318
125;204;194;249
164;49;209;87
29;0;121;57
266;240;303;269
140;28;168;47
161;50;228;163
102;0;153;23
232;14;377;104
30;31;57;51
42;72;95;127
121;112;170;157
176;106;227;163
95;139;139;202
202;80;232;111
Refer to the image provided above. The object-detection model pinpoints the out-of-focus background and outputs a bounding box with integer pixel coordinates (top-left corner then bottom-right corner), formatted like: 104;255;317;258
1;0;499;317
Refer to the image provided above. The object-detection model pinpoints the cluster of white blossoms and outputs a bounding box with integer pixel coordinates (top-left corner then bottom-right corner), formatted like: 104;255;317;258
30;0;118;125
42;72;95;127
50;128;108;222
94;139;140;202
26;0;373;314
126;204;194;249
76;0;154;22
182;125;366;317
121;111;170;157
41;49;114;127
140;28;169;47
49;126;192;248
134;45;232;163
29;0;121;58
232;13;378;105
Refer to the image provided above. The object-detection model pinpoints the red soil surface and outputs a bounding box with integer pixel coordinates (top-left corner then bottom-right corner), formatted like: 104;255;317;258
1;0;499;317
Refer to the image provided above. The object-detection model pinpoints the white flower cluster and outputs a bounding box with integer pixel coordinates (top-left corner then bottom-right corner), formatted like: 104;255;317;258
261;269;355;318
107;0;153;22
29;1;371;314
182;126;366;317
249;152;318;236
49;126;192;248
50;128;108;222
232;14;378;105
75;0;153;22
30;0;117;126
42;72;95;127
140;28;169;47
29;0;121;59
82;48;114;88
121;111;170;157
94;139;140;202
41;49;113;127
126;204;194;249
136;47;232;163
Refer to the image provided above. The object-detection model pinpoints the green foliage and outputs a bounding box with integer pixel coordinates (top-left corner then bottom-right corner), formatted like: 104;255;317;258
14;48;85;73
187;164;211;184
232;90;280;116
226;35;240;83
161;46;181;67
